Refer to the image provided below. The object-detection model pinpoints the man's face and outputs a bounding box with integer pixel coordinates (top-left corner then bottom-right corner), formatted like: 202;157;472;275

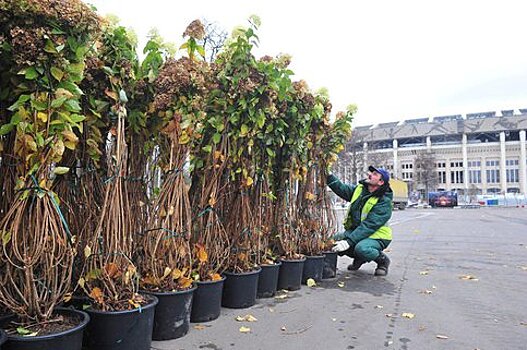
366;170;385;187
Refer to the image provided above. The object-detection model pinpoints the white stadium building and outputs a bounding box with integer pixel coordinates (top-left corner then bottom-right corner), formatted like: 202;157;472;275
333;109;527;204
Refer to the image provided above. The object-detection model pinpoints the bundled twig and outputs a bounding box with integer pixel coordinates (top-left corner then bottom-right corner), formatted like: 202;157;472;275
80;108;144;311
0;171;75;323
140;114;193;291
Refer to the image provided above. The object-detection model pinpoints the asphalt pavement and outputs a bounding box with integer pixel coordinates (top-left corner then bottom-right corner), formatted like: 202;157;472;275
152;208;527;350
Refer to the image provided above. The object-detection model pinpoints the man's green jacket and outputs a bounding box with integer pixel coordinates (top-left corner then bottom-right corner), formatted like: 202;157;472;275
327;174;393;245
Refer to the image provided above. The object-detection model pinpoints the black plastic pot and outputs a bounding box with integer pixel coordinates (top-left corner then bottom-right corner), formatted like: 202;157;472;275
84;295;158;350
257;262;282;298
277;257;306;291
322;251;338;279
302;255;325;284
222;267;261;308
0;308;89;350
144;285;196;341
190;277;225;323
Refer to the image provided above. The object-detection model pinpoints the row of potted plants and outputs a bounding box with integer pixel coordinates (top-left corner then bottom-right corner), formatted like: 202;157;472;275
0;1;354;349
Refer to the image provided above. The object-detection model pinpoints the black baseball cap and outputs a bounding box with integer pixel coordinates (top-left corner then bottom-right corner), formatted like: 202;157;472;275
368;165;390;183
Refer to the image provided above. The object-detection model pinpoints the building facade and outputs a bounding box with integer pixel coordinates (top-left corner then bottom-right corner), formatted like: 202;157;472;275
333;109;527;198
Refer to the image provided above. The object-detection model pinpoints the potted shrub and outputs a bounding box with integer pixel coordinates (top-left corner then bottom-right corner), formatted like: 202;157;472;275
138;21;211;340
74;25;158;350
0;1;99;348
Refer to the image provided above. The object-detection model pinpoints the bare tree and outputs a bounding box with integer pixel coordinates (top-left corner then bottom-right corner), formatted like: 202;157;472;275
414;150;438;195
202;19;228;62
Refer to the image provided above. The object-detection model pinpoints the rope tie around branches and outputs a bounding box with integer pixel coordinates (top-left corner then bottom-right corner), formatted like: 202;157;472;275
29;175;73;245
143;227;187;241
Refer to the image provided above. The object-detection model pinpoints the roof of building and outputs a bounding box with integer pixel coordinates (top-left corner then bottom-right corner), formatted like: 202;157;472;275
351;109;527;143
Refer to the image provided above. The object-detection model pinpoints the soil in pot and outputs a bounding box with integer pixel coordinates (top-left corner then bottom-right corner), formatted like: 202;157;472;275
190;277;225;323
143;285;196;341
302;255;325;284
83;294;158;350
277;257;306;291
257;261;281;298
222;267;261;308
322;251;338;279
0;308;89;350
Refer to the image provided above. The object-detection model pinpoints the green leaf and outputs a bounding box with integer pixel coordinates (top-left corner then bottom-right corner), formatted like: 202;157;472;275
0;123;14;135
240;124;249;136
1;230;11;246
51;96;68;109
256;112;265;128
53;167;70;175
16;327;32;335
8;94;30;111
202;145;212;153
24;67;38;80
64;99;81;112
266;148;275;157
58;81;84;96
50;67;64;81
196;45;205;57
44;39;57;54
70;114;86;123
212;133;221;144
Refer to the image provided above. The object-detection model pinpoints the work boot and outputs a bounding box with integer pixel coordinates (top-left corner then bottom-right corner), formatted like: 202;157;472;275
374;252;391;276
347;258;365;271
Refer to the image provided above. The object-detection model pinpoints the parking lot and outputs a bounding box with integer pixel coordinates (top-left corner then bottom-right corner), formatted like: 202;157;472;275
153;208;527;350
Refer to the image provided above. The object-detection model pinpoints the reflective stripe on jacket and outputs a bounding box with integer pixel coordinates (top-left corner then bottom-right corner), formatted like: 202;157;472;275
344;184;392;240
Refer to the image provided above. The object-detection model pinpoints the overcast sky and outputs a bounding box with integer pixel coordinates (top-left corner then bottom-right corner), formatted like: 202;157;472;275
88;0;527;127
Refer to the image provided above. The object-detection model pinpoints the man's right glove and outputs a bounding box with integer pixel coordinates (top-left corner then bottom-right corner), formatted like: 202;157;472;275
332;240;350;253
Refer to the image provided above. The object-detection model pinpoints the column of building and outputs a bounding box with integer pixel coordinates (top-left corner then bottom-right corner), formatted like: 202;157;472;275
462;134;469;193
363;142;368;175
520;130;527;195
499;131;507;193
392;139;398;179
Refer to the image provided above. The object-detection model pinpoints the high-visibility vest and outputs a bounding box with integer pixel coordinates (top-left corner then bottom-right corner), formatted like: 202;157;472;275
343;184;392;240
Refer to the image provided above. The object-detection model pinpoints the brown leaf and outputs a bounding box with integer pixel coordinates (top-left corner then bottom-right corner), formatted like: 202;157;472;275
459;274;479;281
179;277;193;289
105;262;120;279
89;287;104;304
239;326;251;333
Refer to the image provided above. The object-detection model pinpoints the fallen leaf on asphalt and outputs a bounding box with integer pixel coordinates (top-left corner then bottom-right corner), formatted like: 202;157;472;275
418;325;426;331
385;313;396;318
413;230;421;234
384;248;392;253
419;271;429;275
269;308;275;313
193;325;208;330
280;326;287;331
306;278;316;287
337;282;345;288
235;314;258;322
436;334;449;339
375;305;384;309
420;289;433;294
239;326;251;333
402;313;415;319
459;274;479;281
518;266;527;271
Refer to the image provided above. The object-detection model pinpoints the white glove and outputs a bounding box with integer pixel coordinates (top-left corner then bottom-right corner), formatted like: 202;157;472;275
332;240;350;252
